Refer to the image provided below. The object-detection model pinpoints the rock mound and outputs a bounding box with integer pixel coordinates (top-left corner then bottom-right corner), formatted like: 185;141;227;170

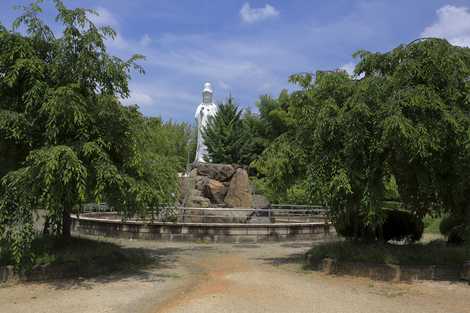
181;163;259;208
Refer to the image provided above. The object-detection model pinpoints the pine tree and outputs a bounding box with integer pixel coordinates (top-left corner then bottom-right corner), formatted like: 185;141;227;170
202;97;247;164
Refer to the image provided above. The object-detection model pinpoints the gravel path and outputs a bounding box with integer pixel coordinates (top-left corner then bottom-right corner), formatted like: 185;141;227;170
1;238;469;313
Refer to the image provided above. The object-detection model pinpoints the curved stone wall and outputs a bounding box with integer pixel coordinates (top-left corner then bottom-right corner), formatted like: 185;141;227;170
71;213;335;243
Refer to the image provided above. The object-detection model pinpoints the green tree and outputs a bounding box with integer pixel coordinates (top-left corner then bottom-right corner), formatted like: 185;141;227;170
288;38;470;241
355;38;470;242
289;69;388;238
256;90;292;141
203;97;247;164
144;117;194;172
239;90;294;168
250;90;310;203
252;134;307;203
0;1;178;265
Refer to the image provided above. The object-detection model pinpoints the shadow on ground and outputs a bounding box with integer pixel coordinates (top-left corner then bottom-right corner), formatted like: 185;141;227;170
19;238;216;290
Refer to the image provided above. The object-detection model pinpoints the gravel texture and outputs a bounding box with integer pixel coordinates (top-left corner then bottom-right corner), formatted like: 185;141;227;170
0;238;469;313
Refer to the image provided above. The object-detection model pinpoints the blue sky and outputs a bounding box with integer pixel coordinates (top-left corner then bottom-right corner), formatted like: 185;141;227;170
1;0;470;122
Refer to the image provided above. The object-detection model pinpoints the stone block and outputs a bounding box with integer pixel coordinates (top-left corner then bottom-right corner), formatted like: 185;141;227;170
196;163;236;182
224;168;253;208
253;194;270;209
322;258;337;274
203;179;227;204
246;227;268;235
462;261;470;282
0;266;16;283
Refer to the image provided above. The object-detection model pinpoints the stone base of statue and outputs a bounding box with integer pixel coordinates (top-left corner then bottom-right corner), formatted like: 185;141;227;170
180;163;270;209
179;163;271;223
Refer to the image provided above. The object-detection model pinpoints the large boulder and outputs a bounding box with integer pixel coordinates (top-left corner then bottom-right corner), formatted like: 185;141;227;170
224;168;253;208
203;179;227;204
194;175;210;191
196;163;236;182
253;194;270;209
185;189;210;208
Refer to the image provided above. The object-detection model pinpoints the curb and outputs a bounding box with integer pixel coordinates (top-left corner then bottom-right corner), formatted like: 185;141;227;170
309;257;469;282
0;265;18;283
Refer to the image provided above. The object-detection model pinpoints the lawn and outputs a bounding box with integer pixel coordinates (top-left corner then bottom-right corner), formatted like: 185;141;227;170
1;236;154;276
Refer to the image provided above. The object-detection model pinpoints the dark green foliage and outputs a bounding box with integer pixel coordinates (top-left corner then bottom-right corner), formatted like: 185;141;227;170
440;214;467;244
382;209;423;243
252;134;307;203
203;97;247;164
334;207;423;243
0;1;178;266
249;90;312;203
286;38;470;241
383;176;400;201
306;240;470;267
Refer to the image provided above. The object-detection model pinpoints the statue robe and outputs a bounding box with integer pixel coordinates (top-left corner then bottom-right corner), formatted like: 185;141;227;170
195;102;218;163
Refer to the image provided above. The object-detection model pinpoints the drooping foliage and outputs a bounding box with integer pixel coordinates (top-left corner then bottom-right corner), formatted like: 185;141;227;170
0;1;178;266
287;38;470;241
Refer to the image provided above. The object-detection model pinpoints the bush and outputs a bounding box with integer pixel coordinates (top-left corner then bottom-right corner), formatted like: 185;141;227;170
440;214;467;244
382;209;423;243
334;208;423;243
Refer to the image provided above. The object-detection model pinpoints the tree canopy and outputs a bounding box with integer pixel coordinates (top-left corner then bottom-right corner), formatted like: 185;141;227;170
286;38;470;240
203;97;248;164
0;0;178;265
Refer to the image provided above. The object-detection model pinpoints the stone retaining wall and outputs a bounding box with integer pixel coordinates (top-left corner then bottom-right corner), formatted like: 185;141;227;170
71;214;335;243
0;266;16;283
310;257;467;282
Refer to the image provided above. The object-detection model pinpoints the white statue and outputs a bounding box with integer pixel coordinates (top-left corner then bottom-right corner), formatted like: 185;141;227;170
195;82;218;163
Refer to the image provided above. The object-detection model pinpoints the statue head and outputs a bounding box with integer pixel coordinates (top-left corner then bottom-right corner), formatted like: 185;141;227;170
202;82;213;104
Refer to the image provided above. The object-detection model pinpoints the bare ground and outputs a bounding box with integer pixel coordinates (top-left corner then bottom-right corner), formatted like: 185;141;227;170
1;237;469;313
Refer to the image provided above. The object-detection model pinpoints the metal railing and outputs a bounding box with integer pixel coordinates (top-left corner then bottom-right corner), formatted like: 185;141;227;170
78;203;329;224
178;205;328;224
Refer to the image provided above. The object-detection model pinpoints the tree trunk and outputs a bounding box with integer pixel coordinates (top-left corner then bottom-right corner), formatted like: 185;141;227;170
62;209;71;240
43;216;50;236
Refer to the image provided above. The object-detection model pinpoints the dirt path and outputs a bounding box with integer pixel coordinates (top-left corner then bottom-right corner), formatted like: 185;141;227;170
1;239;469;313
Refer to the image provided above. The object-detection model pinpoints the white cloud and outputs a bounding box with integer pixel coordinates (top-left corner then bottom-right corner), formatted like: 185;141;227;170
422;5;470;47
219;81;231;90
121;90;153;107
340;62;355;75
140;34;152;47
107;32;130;50
89;7;118;27
121;81;200;117
240;3;279;24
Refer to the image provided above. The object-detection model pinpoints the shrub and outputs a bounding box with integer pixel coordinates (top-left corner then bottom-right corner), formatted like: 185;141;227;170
440;214;467;244
381;209;423;243
333;208;423;243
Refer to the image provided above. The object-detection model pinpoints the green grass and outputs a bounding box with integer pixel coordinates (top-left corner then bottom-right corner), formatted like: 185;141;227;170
1;236;154;276
423;215;443;234
306;240;470;267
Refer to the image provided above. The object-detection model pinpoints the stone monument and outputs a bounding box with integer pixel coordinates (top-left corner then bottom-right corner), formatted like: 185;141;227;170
179;82;270;215
194;82;218;163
